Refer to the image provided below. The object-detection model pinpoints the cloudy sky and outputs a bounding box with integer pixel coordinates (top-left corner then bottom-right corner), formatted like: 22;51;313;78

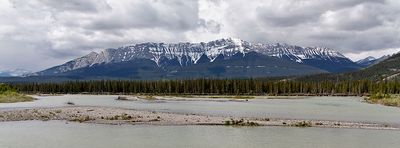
0;0;400;71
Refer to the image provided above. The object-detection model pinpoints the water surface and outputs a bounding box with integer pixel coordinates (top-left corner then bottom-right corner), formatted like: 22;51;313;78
0;121;399;148
1;95;400;124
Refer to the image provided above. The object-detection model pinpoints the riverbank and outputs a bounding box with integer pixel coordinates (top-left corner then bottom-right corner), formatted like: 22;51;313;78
0;84;35;103
0;92;35;103
0;106;397;130
365;94;400;107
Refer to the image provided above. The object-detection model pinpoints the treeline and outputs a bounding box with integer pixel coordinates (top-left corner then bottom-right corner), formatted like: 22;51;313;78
10;79;400;95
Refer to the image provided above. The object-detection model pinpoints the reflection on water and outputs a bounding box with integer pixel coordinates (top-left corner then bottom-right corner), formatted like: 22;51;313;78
1;95;400;124
0;121;400;148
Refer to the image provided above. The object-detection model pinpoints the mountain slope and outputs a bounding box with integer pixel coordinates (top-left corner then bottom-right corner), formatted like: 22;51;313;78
29;38;360;79
252;43;360;73
44;52;325;79
169;52;326;78
57;59;166;80
299;53;400;81
357;55;390;67
351;53;400;80
356;56;376;67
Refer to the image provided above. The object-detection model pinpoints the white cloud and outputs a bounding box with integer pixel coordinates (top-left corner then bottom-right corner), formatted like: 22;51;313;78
0;0;399;71
320;3;384;31
345;48;400;61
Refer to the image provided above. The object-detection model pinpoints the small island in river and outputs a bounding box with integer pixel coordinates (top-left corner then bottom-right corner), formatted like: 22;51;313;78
1;105;397;130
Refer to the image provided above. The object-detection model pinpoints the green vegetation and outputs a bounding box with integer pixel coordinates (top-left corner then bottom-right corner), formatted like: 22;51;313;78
0;84;34;103
292;121;312;127
224;119;259;126
366;93;400;107
69;116;92;123
4;79;400;108
0;83;15;92
299;53;400;82
11;79;400;96
106;114;133;120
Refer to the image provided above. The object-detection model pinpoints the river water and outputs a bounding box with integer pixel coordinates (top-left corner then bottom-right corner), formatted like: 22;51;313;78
1;121;400;148
1;95;400;124
1;95;400;148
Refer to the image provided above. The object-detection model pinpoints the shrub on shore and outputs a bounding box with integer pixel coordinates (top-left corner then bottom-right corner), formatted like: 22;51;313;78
224;118;259;126
0;84;35;103
366;93;400;107
0;84;16;93
293;121;312;127
69;116;92;123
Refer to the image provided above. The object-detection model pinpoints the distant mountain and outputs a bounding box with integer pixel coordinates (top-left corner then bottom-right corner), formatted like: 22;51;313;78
0;69;30;77
356;56;376;67
299;53;400;81
28;38;360;80
357;55;390;67
354;53;400;80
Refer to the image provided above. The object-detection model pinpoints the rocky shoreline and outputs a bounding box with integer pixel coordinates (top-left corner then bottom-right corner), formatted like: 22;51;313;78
0;106;397;130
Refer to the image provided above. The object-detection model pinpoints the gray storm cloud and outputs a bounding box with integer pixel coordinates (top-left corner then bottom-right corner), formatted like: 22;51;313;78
0;0;399;71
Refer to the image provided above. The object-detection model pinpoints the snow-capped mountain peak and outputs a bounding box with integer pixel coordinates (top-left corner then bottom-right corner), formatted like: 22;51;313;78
253;43;346;63
357;55;390;67
357;56;376;63
31;38;358;76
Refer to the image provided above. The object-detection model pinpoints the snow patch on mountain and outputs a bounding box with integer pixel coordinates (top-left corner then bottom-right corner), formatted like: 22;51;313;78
356;56;376;64
357;55;391;67
31;38;352;75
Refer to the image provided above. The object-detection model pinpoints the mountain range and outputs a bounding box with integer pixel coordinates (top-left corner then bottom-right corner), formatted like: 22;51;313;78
26;38;362;80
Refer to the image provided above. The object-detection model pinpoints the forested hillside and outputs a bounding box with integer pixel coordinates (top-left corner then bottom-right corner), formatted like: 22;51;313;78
299;53;400;82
